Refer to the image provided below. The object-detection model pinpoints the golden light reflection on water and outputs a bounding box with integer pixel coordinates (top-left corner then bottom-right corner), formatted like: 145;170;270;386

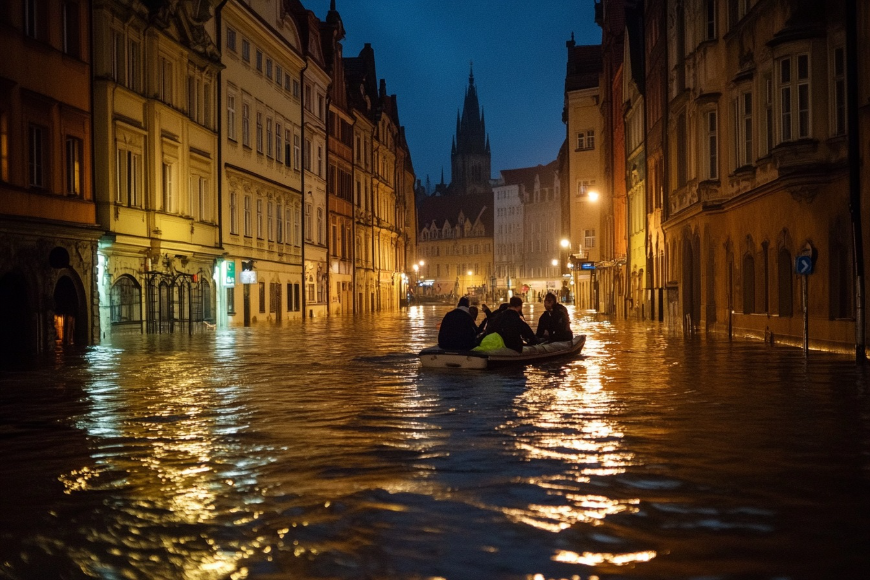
502;351;655;569
59;345;252;580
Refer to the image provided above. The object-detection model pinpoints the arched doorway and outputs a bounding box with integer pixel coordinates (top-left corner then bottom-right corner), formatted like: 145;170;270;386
0;272;35;365
53;275;86;346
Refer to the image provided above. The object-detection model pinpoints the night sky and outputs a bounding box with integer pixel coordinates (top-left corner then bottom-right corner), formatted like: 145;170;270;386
305;0;602;190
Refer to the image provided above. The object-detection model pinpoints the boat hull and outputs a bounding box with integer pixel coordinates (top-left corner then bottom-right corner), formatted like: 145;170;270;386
418;335;586;369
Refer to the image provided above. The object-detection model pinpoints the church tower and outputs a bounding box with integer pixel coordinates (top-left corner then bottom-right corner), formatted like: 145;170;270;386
450;65;492;196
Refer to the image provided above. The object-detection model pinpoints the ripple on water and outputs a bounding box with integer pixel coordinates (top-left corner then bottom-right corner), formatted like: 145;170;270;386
1;309;869;579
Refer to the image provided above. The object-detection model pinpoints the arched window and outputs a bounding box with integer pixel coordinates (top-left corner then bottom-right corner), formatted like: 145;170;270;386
743;253;756;314
111;275;141;324
777;248;793;316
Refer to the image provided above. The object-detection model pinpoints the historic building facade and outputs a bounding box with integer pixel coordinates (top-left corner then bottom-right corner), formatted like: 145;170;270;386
659;0;869;352
0;0;101;360
219;0;305;327
563;40;604;310
92;0;223;338
321;4;354;315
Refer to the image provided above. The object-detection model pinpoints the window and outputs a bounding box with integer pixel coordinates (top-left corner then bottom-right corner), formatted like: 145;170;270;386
226;287;235;315
317;145;322;176
24;0;42;39
762;73;773;156
267;201;274;241
0;111;8;181
256;198;263;239
256;49;263;72
242;102;250;147
294;134;301;169
294;206;301;246
304;84;311;110
742;253;755;314
258;281;266;313
265;58;272;80
110;276;141;324
736;91;752;167
256;111;263;153
585;229;596;249
226;27;236;52
576;130;595;150
65;137;82;196
275;123;282;164
127;38;141;92
116;147;141;206
194;176;208;221
270;282;279;314
317;207;323;244
284;128;292;166
187;76;198;120
230;192;238;234
276;203;283;243
226;93;236;141
833;46;846;136
305;202;311;240
266;117;273;158
162;162;174;212
160;57;173;104
704;0;716;41
303;138;311;170
244;195;252;236
62;1;80;57
26;123;47;190
778;54;810;143
276;66;283;87
241;38;250;62
292;79;300;98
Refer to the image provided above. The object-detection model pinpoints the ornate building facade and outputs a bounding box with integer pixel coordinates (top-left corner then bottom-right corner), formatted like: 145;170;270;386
219;0;305;327
0;0;100;361
92;0;223;337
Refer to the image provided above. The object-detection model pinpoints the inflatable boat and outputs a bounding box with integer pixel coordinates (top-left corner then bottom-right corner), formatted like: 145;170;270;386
418;335;586;369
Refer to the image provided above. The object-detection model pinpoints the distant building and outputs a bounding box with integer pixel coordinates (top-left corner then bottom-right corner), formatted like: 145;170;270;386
494;163;562;303
0;0;101;358
416;67;494;301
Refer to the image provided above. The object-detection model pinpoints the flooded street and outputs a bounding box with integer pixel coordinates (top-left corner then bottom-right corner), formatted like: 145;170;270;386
1;305;869;580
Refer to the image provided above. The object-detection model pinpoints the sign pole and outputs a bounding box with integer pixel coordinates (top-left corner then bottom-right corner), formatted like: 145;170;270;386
802;274;809;356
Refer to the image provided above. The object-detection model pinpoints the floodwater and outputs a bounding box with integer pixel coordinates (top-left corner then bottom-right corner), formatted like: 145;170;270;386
1;305;869;580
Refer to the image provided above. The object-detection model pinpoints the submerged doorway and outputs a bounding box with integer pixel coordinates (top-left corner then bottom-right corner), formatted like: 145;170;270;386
53;275;85;346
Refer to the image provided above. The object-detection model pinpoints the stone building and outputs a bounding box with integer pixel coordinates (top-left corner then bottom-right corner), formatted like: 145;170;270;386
660;0;869;353
0;0;101;361
92;0;223;337
219;0;306;327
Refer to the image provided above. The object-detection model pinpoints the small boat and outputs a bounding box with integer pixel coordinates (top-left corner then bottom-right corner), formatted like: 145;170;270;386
418;335;586;369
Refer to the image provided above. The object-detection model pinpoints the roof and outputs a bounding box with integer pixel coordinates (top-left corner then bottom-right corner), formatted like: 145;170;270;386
500;160;558;193
417;192;493;235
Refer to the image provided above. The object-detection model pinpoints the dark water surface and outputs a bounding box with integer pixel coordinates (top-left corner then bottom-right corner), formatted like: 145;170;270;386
2;305;869;580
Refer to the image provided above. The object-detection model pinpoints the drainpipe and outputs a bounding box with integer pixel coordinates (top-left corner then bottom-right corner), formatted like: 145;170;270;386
846;0;865;363
299;61;308;317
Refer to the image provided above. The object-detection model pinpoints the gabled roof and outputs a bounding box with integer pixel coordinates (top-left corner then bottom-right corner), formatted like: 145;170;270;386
500;161;558;193
565;43;602;92
417;192;493;235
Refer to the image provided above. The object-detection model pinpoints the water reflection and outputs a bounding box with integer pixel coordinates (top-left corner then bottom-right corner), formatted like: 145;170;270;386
1;309;869;579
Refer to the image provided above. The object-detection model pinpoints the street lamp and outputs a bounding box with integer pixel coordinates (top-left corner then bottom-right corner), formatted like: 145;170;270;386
467;269;473;295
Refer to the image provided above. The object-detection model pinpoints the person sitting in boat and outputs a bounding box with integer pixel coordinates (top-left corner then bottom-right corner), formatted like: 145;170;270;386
437;296;479;351
536;292;573;343
482;296;538;353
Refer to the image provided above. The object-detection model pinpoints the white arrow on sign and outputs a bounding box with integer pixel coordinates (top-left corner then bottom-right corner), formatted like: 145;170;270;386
797;256;812;274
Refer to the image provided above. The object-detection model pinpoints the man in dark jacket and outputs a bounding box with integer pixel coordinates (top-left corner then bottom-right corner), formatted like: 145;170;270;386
485;296;538;353
437;297;479;350
536;292;573;342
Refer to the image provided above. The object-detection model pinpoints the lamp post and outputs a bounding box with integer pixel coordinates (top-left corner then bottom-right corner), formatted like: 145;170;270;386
466;269;473;297
412;264;419;303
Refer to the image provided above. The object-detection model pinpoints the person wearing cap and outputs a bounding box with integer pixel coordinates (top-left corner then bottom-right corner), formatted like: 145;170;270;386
481;296;538;353
437;296;479;351
536;292;573;342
